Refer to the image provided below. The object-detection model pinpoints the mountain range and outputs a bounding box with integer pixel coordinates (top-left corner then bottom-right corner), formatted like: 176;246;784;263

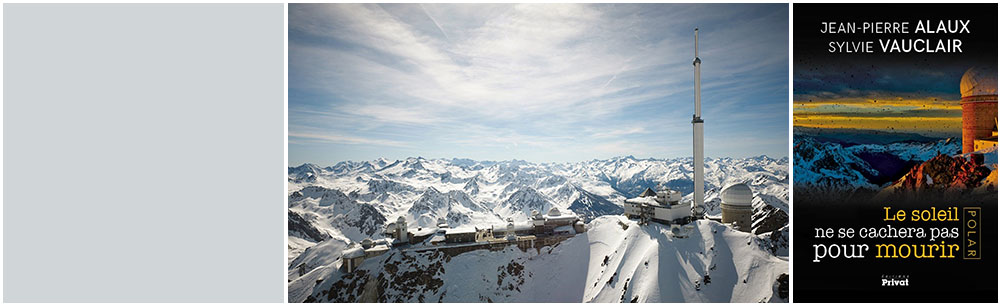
289;156;788;255
794;134;997;200
287;156;790;302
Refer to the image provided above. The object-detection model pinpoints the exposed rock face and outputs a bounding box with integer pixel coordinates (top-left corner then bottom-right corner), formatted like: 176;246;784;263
289;210;330;242
758;226;789;257
895;154;992;190
752;201;788;235
774;273;789;300
872;153;997;204
567;187;624;219
344;204;388;237
309;247;530;303
306;269;372;303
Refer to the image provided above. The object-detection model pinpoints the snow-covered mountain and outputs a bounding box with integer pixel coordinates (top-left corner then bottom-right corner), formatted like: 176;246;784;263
793;134;999;207
288;156;789;302
793;136;961;193
290;216;788;303
288;186;388;260
288;156;788;254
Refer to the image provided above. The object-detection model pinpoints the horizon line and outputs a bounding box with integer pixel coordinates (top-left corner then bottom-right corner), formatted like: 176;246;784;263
289;154;788;168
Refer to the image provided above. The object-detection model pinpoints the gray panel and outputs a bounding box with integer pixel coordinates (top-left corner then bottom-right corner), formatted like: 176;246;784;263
3;4;284;302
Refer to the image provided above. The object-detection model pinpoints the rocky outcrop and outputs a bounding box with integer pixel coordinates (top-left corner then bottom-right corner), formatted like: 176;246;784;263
343;204;387;237
752;198;788;235
289;210;330;242
894;154;992;191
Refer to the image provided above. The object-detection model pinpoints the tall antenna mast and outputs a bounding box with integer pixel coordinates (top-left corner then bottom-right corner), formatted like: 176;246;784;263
694;28;701;117
691;28;705;219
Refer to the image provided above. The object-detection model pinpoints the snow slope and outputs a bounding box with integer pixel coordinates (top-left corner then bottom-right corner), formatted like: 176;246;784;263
290;216;788;303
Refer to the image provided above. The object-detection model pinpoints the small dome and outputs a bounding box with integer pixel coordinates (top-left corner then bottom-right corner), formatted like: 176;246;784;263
396;216;406;223
547;207;562;216
342;246;365;259
721;183;753;206
960;66;998;98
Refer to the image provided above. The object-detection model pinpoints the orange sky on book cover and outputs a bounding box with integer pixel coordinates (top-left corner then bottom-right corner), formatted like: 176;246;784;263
794;97;961;134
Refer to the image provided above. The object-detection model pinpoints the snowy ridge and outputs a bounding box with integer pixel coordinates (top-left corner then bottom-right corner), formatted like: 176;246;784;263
407;187;497;228
288;156;789;261
290;216;788;303
848;137;961;161
794;136;974;194
793;137;879;192
288;186;387;250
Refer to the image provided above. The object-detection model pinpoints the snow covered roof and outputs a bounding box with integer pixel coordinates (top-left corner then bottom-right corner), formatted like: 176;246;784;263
366;244;389;254
545;214;579;222
492;223;533;232
411;228;438;237
446;227;477;235
625;196;660;205
342;246;365;259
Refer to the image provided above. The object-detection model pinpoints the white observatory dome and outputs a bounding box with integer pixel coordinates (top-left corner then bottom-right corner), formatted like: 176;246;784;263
960;66;998;98
721;183;753;207
547;207;562;217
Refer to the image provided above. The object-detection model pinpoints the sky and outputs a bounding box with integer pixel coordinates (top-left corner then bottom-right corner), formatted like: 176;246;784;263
792;4;997;139
792;64;967;138
289;3;789;166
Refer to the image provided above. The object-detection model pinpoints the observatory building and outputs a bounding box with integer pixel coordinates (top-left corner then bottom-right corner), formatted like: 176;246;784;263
960;66;998;154
340;209;586;273
384;216;409;244
623;187;692;224
721;183;753;232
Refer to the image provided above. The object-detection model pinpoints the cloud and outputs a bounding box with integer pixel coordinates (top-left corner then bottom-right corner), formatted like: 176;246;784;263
289;3;789;164
591;126;650;138
792;91;963;136
289;131;409;147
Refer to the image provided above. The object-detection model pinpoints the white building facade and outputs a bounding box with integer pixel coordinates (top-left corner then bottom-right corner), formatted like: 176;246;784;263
624;187;692;224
